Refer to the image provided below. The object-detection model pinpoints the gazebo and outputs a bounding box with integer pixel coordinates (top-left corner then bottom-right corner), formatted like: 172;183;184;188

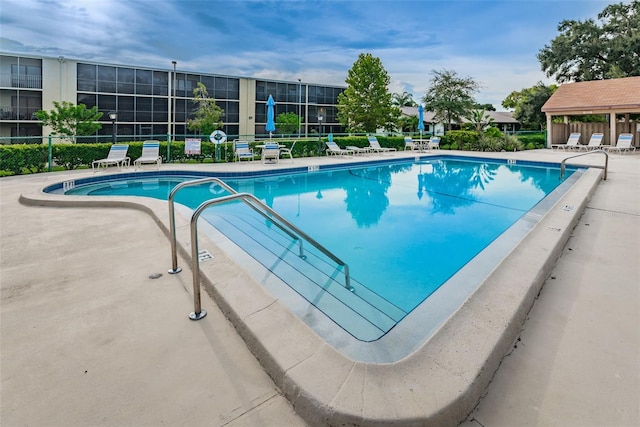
541;76;640;148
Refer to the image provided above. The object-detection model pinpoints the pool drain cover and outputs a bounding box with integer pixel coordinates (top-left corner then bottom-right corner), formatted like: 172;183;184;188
198;249;213;262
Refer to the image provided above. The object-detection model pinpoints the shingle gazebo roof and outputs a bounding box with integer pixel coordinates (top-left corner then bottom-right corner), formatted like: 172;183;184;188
542;76;640;114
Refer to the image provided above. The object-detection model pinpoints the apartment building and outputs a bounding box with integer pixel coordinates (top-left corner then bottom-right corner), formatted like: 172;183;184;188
0;53;346;142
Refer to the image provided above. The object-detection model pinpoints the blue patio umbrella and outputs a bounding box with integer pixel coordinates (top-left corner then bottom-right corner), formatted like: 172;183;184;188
266;94;276;138
417;105;425;139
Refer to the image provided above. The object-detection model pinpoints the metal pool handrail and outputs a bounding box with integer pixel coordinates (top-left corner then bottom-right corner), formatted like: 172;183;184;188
187;192;352;320
167;177;303;274
560;149;608;180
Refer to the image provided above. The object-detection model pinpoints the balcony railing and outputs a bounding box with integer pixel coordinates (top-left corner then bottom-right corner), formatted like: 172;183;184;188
0;73;43;89
0;106;41;120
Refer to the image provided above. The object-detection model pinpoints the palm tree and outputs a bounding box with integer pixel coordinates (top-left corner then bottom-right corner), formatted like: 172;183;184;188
392;91;418;107
465;109;495;133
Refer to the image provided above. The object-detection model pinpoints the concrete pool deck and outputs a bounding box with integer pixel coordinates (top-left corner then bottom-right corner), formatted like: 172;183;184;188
1;149;638;426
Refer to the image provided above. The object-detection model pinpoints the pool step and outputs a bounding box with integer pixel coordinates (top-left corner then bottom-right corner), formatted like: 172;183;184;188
201;207;407;341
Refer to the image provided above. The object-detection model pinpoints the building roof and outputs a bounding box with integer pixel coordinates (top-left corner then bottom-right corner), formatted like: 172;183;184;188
541;76;640;114
400;106;518;124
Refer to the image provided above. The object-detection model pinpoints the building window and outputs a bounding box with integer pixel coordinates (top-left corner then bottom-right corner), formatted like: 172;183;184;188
77;64;96;92
152;71;168;96
97;66;116;93
136;69;153;95
117;67;135;94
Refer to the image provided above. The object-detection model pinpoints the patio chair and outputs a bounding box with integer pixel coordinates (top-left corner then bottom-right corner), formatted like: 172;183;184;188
261;142;280;164
577;133;604;151
427;136;441;150
606;133;636;154
134;140;162;169
234;140;257;161
552;133;581;150
92;144;130;170
404;137;419;151
326;140;354;156
367;136;397;153
278;141;296;162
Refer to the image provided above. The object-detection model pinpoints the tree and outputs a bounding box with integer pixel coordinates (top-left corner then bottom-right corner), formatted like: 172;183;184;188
464;109;495;133
538;1;640;83
35;101;103;138
473;103;496;112
187;82;224;136
392;91;418;107
275;112;302;135
422;69;480;131
398;115;419;133
502;82;557;130
337;53;400;133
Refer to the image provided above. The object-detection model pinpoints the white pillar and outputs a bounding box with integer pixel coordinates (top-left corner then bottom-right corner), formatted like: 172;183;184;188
609;112;617;147
546;114;553;148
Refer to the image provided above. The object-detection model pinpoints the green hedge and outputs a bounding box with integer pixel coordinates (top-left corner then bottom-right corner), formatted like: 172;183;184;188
0;139;344;176
516;132;546;149
440;130;479;149
0;144;49;175
0;134;541;176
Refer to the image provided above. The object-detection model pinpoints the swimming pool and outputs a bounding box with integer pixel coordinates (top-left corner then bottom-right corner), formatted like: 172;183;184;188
53;155;581;347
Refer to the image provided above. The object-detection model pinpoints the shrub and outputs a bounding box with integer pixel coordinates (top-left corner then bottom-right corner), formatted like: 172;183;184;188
469;135;502;152
517;132;546;149
502;134;524;151
53;143;101;169
0;144;49;175
441;130;479;149
484;127;503;138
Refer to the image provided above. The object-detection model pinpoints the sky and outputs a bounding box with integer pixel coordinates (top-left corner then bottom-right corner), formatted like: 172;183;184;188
0;0;615;109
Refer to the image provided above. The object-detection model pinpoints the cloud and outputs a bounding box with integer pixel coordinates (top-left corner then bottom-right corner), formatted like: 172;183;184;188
0;0;609;109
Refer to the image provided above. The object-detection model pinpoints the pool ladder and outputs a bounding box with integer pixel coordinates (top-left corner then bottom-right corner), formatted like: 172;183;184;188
560;149;608;180
166;177;352;320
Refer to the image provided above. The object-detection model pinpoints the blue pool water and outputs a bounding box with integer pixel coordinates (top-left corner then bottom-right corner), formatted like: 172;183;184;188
59;156;576;341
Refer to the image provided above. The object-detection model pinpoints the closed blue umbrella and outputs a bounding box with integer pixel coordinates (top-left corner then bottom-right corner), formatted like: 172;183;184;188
418;105;425;140
266;94;276;138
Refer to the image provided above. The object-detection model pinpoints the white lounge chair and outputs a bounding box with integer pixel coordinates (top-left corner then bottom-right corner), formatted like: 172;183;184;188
326;140;354;156
367;136;397;153
606;133;636;154
278;141;295;162
233;140;257;161
404;137;419;151
261;142;280;164
134;140;162;169
92;144;130;170
577;133;604;151
345;145;371;155
552;133;581;150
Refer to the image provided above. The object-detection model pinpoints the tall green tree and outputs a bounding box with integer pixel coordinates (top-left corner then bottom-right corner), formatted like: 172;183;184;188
275;112;302;135
337;53;400;133
502;82;557;130
35;101;103;138
422;69;480;131
538;1;640;82
187;82;224;136
473;103;496;112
